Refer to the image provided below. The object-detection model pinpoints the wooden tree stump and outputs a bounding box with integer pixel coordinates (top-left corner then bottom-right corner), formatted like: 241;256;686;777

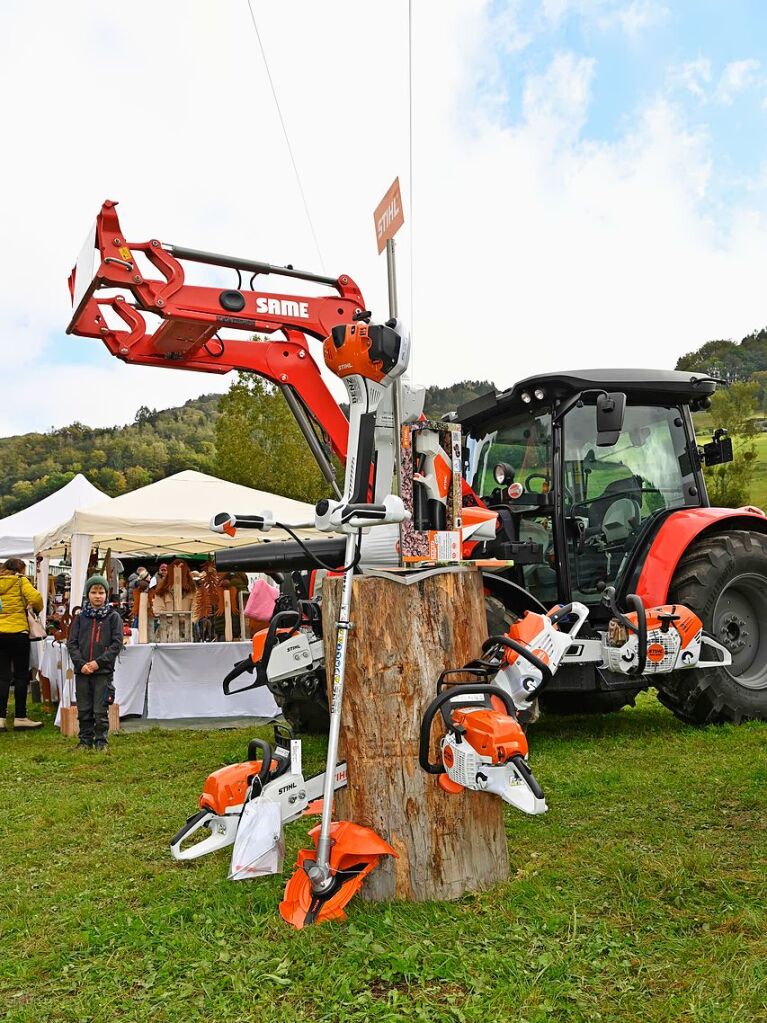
321;567;509;903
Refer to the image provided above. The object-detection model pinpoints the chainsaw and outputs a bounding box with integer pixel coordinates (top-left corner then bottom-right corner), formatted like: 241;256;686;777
170;723;347;862
419;678;547;815
222;604;325;708
482;590;731;713
488;602;590;712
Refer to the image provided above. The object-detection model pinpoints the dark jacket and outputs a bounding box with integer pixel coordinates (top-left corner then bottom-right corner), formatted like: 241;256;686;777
68;608;124;676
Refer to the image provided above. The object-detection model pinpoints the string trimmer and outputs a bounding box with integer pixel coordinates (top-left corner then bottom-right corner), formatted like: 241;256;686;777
211;315;412;927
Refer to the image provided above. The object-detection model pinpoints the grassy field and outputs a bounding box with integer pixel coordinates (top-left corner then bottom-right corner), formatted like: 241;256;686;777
747;432;767;509
1;698;766;1023
694;413;767;509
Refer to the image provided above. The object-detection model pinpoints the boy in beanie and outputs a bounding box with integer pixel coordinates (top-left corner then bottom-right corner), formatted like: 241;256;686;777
67;575;123;751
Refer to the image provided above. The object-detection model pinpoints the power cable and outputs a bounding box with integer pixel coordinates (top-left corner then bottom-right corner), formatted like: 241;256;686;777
245;0;326;272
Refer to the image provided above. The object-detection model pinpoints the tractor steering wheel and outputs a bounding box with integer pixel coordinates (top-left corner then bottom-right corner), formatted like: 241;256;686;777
570;484;661;513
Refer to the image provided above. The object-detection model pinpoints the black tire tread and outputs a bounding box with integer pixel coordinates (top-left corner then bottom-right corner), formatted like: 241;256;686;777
657;529;767;725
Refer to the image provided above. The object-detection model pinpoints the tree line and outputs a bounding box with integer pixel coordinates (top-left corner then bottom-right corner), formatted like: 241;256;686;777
0;380;495;515
676;327;767;508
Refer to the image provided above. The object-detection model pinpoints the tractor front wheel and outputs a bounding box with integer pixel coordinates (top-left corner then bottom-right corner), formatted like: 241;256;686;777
658;530;767;724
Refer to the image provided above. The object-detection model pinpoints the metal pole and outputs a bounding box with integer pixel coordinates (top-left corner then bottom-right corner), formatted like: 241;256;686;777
311;529;358;884
164;244;339;288
386;238;404;567
279;384;342;498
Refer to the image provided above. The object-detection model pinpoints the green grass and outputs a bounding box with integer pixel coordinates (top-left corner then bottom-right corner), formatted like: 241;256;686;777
747;433;767;509
1;698;766;1023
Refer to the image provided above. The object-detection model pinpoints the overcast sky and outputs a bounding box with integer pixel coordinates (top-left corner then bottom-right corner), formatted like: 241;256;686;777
2;0;767;437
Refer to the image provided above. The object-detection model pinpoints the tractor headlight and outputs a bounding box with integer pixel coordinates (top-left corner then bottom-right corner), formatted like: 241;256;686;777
521;391;532;404
493;462;514;486
534;388;545;401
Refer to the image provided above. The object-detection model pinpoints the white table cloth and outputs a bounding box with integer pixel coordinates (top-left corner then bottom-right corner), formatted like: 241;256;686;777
42;637;279;723
147;641;279;719
40;640;72;703
115;645;154;716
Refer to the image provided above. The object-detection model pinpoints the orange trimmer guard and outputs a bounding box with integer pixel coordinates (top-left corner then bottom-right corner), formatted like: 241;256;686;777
279;821;396;929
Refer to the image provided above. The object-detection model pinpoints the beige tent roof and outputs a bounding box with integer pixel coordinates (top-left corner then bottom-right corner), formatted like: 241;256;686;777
34;470;320;557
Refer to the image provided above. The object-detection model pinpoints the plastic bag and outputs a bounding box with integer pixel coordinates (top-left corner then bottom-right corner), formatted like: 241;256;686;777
229;800;284;880
244;579;279;621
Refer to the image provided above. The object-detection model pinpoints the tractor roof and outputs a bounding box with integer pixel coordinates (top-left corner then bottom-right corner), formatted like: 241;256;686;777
457;368;718;426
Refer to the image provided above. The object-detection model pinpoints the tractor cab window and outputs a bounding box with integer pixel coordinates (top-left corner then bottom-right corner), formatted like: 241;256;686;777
465;410;557;601
563;403;697;601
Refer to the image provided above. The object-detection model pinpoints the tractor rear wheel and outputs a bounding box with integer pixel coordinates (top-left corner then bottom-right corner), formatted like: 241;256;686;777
658;530;767;724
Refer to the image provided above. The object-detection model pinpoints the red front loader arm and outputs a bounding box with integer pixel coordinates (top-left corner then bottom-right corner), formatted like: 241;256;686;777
67;200;359;464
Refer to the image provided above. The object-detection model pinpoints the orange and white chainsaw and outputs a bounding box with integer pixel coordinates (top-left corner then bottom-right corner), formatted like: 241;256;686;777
170;724;347;863
483;590;731;714
419;680;547;815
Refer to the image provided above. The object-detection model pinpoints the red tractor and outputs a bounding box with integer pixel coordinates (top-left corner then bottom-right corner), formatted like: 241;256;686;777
456;374;767;724
68;202;767;726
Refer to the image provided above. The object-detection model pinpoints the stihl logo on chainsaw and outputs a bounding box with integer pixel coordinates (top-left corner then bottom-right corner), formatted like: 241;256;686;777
255;297;310;319
278;781;297;795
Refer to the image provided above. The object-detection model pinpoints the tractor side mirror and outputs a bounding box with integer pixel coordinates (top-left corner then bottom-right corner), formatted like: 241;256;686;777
702;428;733;466
596;392;626;447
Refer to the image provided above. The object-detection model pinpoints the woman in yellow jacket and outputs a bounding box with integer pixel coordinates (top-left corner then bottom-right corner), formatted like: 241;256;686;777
0;558;44;730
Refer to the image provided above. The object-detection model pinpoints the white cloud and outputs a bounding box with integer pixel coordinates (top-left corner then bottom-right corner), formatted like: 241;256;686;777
716;58;761;105
669;57;712;100
541;0;669;36
521;52;596;142
603;0;670;37
1;0;767;445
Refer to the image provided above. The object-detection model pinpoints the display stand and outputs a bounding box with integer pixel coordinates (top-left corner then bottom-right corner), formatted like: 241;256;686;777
223;590;233;642
321;566;510;902
138;591;149;644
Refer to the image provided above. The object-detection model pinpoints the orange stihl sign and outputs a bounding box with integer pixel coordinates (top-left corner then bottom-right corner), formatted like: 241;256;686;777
373;177;404;253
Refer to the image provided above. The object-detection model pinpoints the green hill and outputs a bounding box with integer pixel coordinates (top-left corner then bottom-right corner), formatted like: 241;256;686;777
0;395;220;517
676;326;767;380
0;380;497;517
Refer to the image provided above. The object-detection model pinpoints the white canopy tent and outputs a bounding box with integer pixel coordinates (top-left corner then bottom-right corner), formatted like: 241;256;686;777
0;474;109;621
0;473;107;559
34;470;321;608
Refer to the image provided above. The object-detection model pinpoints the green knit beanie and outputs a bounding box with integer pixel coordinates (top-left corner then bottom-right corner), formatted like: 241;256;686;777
85;574;109;597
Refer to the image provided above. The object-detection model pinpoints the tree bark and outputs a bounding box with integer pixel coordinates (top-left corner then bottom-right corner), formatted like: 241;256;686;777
321;567;509;902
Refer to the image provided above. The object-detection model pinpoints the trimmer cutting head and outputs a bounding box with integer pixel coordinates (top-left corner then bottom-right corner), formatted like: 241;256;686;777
279;821;396;929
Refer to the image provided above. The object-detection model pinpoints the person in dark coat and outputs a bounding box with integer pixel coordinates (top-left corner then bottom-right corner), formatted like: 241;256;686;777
67;575;123;751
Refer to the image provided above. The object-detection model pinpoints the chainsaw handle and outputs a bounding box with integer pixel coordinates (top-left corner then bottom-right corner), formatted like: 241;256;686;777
261;609;302;667
435;665;497;692
222;656;259;695
419;684;517;775
547;603;575;626
627;594;646;677
246;738;273;787
510;753;545;801
482;635;553;694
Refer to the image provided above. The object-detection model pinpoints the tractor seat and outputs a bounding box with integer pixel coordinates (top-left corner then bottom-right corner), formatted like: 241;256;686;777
589;476;642;543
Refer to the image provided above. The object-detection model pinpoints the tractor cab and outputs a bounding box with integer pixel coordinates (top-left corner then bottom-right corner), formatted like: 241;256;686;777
459;369;727;615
